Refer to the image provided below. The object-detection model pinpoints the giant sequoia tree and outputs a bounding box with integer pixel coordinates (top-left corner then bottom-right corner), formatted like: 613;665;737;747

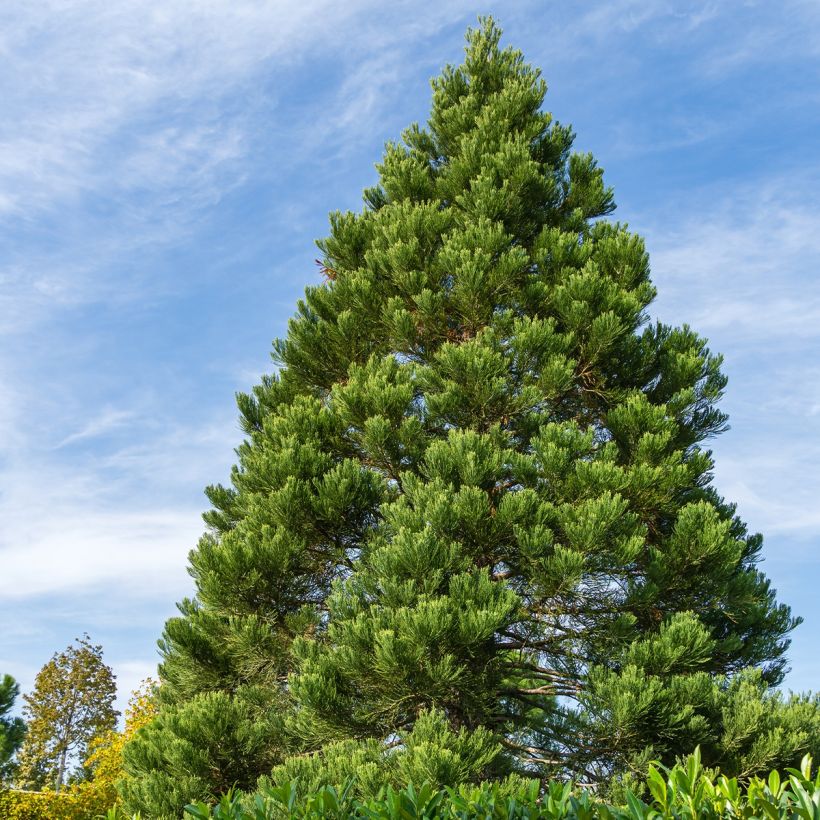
122;20;813;818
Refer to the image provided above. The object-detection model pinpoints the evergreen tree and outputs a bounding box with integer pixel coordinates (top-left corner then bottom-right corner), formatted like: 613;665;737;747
122;19;809;817
16;635;118;791
0;674;26;784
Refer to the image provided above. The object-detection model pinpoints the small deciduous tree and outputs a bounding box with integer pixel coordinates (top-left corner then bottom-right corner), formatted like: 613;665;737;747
16;635;118;792
0;674;26;784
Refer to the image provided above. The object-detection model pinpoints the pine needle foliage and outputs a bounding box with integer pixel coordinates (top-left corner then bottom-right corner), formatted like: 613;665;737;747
121;19;810;818
0;675;25;784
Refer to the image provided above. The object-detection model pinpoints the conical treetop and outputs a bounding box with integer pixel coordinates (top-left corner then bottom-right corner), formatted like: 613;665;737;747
121;19;805;817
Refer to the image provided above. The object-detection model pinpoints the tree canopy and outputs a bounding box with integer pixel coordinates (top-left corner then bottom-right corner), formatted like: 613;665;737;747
0;674;26;784
121;19;810;818
16;635;118;791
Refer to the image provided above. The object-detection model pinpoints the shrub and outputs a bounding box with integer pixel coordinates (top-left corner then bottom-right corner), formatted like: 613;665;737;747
0;786;101;820
0;680;157;820
184;748;820;819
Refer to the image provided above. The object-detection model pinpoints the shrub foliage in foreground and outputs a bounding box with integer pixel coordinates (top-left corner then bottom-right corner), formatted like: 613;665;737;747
185;750;820;819
121;16;816;818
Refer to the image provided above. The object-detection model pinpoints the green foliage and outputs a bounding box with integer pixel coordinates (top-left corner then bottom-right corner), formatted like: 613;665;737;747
119;687;286;820
184;750;820;819
0;674;25;784
16;635;119;792
121;16;812;817
262;708;511;801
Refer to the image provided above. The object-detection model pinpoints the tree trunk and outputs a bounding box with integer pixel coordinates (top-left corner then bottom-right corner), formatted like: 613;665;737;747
55;743;66;792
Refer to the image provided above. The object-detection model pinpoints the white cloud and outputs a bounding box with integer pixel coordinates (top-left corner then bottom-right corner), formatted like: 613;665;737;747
635;173;820;542
645;177;820;342
575;0;673;38
55;408;136;449
717;474;820;540
606;117;728;160
711;423;820;542
0;405;238;599
113;659;160;719
692;297;820;340
693;0;820;78
0;334;238;600
0;507;200;600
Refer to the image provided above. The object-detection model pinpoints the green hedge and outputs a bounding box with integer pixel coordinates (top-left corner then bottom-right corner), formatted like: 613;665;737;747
183;749;820;819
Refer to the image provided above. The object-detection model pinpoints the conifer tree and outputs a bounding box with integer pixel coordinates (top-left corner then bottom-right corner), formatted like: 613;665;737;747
122;19;809;817
0;674;26;784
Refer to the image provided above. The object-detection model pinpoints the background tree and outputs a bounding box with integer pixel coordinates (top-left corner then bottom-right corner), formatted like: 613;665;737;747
0;674;26;784
121;19;811;817
71;678;158;812
16;635;118;792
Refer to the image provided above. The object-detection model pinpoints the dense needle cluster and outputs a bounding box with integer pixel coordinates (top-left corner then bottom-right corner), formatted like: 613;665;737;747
121;21;815;819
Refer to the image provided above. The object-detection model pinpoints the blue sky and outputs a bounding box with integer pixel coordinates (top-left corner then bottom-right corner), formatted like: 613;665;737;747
1;0;819;716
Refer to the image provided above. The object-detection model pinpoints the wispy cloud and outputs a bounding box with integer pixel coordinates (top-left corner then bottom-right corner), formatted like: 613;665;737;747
114;659;160;714
635;172;820;543
718;467;820;541
0;509;199;600
1;0;818;708
693;1;820;77
55;408;136;449
647;177;820;345
0;334;238;603
0;0;337;218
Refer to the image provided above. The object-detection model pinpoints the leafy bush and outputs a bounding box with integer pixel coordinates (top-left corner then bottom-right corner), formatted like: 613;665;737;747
0;786;104;819
0;681;158;820
184;748;820;819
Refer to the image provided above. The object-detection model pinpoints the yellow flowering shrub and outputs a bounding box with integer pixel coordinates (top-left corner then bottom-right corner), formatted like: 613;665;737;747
0;787;100;819
0;680;157;819
79;679;158;810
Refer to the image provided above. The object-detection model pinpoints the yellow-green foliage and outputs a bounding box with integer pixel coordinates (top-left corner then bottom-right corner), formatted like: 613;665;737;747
0;787;99;819
0;681;157;820
16;636;118;792
84;679;158;810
